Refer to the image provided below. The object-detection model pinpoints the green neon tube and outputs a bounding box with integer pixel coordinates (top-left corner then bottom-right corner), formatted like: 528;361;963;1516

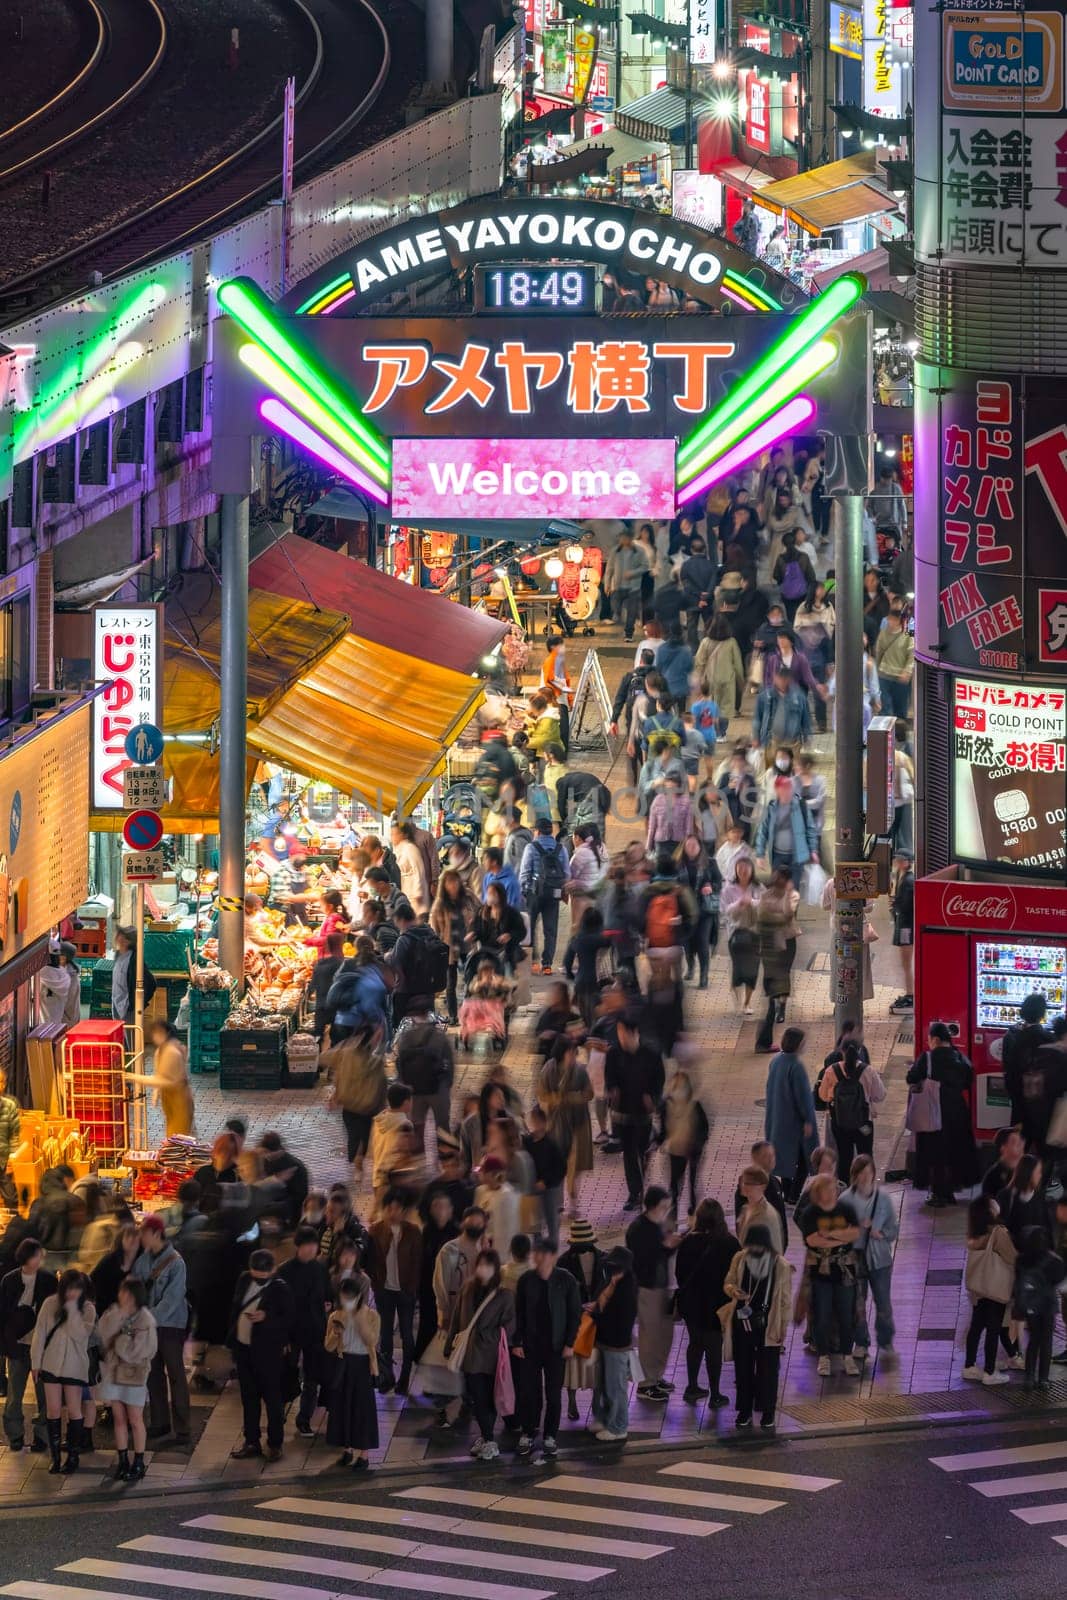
677;339;838;487
239;343;390;487
677;272;863;470
219;278;389;469
297;272;352;314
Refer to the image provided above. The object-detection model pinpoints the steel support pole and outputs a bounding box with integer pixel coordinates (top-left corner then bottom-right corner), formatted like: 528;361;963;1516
219;492;249;991
833;490;866;1038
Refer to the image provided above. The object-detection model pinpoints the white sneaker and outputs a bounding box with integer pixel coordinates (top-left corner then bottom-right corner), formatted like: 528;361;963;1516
842;1355;860;1376
960;1365;985;1382
480;1440;501;1459
595;1429;628;1442
982;1370;1010;1387
469;1438;486;1457
817;1356;831;1377
1006;1354;1026;1371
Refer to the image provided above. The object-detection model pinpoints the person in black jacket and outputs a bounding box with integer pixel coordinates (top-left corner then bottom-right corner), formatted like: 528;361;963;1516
309;934;347;1041
674;1200;739;1405
1;1239;56;1452
259;1132;310;1230
605;1016;666;1210
412;1190;459;1364
228;1249;294;1462
524;1109;567;1249
733;1140;790;1247
907;1023;979;1205
590;1244;638;1442
997;1155;1051;1248
513;1236;581;1457
279;1226;332;1437
395;1007;455;1143
1003;995;1051;1136
626;1185;679;1400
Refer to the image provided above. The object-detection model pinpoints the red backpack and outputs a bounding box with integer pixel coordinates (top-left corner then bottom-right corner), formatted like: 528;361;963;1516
646;889;680;949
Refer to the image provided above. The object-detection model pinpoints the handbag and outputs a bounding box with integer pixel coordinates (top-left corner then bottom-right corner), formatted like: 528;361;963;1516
414;1328;465;1398
572;1311;597;1359
1048;1094;1067;1149
966;1228;1015;1305
446;1288;500;1373
493;1326;516;1415
905;1054;942;1134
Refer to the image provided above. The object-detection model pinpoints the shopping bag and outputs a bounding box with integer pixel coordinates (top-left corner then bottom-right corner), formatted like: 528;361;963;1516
803;861;828;907
572;1312;597;1360
1048;1094;1067;1149
905;1059;942;1134
414;1329;465;1398
493;1327;515;1416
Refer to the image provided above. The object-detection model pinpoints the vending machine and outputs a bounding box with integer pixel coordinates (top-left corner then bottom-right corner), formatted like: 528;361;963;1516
914;870;1067;1142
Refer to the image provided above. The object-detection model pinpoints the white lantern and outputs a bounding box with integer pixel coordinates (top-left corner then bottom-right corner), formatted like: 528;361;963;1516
544;556;565;579
565;544;584;563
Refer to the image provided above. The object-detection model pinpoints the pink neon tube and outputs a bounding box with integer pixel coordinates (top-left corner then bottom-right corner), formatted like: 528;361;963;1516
677;395;816;506
259;397;390;506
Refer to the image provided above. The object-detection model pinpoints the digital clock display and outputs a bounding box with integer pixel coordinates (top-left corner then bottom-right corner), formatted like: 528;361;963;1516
477;263;596;314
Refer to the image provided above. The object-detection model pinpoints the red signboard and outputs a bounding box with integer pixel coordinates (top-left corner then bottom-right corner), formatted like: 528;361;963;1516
916;876;1067;936
746;75;771;152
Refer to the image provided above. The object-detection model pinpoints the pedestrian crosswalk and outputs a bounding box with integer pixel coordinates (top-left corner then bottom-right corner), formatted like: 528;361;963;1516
1;1457;840;1600
931;1435;1067;1559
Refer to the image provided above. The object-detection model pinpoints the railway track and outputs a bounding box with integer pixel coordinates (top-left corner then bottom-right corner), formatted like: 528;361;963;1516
0;0;393;318
0;0;167;186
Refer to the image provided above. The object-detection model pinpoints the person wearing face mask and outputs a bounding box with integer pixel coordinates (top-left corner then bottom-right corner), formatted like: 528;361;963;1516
444;1248;515;1461
279;1225;333;1439
227;1249;295;1462
415;1205;487;1425
30;1267;96;1473
412;1191;458;1366
513;1236;582;1458
325;1275;381;1471
720;1222;793;1431
300;1190;328;1243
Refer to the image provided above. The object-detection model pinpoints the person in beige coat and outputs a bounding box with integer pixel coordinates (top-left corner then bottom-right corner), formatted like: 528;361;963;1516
95;1277;158;1481
719;1224;793;1432
30;1268;97;1473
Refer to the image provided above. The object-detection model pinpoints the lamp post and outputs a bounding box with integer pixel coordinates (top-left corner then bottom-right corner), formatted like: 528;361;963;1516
684;0;694;169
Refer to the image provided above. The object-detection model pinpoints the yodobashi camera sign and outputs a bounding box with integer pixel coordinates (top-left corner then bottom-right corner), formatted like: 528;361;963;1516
283;197;779;316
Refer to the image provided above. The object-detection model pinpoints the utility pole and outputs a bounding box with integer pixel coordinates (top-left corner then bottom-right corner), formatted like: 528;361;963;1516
219;493;249;992
280;76;296;295
684;0;694;169
829;434;871;1038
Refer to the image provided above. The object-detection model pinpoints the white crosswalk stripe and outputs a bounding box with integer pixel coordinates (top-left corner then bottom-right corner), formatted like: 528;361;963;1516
1;1455;833;1600
928;1435;1067;1562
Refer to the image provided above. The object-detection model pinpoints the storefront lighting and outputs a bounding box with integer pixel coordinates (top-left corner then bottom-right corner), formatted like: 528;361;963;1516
565;544;584;562
239;344;390;487
260;397;390;506
678;396;815;505
218;277;390;471
677;338;837;488
712;58;733;78
544;556;565;579
676;272;864;476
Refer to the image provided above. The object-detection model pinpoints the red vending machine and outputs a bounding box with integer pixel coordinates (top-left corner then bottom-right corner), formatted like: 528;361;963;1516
915;871;1067;1142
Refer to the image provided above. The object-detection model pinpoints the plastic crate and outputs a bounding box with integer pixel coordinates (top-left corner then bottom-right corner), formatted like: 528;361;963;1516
187;984;235;1074
219;1066;283;1093
283;1063;319;1088
220;1026;287;1066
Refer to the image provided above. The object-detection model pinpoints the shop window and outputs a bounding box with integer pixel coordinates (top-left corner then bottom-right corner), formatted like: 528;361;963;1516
0;592;32;726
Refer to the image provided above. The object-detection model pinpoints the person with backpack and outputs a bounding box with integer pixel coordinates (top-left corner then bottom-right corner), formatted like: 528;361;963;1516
1014;1225;1065;1389
961;1193;1018;1385
1002;994;1052;1142
818;1043;885;1177
327;937;392;1043
772;529;816;623
394;1002;454;1144
519;818;570;976
656;624;694;705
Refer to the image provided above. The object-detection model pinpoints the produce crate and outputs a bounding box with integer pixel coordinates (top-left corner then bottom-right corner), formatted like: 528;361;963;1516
219;1065;283;1093
143;929;196;973
220;1026;287;1070
187;983;236;1074
283;1031;320;1089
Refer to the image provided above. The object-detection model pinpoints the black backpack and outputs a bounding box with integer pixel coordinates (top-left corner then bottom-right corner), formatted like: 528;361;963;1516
832;1066;868;1133
526;839;567;902
403;930;451;996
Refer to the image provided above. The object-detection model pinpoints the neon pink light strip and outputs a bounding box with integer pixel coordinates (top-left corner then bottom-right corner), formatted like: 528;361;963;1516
720;284;753;310
319;287;357;315
260;397;390;506
676;395;815;505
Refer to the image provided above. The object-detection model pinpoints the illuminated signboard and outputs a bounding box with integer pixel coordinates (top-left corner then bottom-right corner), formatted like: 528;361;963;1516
746;75;771;151
829;0;863;58
863;0;902;114
690;0;716;65
92;605;162;810
573;27;597;103
391;437;676;518
952;676;1067;875
0;703;90;962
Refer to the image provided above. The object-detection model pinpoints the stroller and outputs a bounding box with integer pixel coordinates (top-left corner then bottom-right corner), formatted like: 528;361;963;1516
458;947;515;1054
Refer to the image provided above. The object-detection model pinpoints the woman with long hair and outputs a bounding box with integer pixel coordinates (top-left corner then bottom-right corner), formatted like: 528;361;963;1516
95;1275;157;1481
444;1248;515;1460
567;823;608;929
431;868;480;1025
675;1199;739;1405
721;853;761;1011
470;880;526;974
30;1267;96;1473
693;613;745;736
677;834;721;988
538;1036;595;1213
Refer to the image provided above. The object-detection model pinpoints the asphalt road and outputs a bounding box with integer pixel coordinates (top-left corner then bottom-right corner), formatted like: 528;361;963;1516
5;1421;1067;1600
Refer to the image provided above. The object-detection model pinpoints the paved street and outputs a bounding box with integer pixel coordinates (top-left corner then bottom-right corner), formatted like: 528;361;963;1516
7;1421;1067;1596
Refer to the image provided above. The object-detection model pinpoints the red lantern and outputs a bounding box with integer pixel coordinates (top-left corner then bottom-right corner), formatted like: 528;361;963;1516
519;555;541;577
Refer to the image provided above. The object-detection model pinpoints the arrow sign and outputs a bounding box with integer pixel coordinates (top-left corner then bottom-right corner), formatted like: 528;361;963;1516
123;809;164;852
124;723;165;765
122;850;164;883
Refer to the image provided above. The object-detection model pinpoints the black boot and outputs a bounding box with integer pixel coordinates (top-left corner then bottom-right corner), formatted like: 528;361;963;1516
113;1448;130;1481
128;1452;146;1483
46;1417;62;1474
61;1419;81;1474
80;1426;95;1453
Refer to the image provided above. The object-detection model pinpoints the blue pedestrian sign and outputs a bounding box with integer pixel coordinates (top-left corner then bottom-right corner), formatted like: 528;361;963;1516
124;723;164;765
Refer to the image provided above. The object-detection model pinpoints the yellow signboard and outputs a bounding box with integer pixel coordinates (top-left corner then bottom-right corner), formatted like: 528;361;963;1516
0;703;90;966
573;27;597;103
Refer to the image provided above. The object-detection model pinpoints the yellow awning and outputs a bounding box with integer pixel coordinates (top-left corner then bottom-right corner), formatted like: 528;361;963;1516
756;151;898;235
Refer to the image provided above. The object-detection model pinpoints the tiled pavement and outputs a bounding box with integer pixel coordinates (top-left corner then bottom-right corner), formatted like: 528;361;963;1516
0;624;1059;1505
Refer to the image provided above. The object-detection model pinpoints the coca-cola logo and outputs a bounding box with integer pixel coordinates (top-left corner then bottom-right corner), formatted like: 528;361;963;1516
943;891;1015;924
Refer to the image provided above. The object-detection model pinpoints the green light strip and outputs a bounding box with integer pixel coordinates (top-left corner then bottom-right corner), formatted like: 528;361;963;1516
722;271;780;312
240;343;391;487
677;272;863;471
677;339;838;487
297;272;352;314
219;278;390;469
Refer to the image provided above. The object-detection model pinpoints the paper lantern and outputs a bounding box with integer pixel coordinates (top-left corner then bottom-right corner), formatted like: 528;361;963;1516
565;544;584;563
544;556;565;579
519;555;541;577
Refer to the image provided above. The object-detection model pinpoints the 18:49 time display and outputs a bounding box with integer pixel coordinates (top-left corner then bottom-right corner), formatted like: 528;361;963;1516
477;264;595;314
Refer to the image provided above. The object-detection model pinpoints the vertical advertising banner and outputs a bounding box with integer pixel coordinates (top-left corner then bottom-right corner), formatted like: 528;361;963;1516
863;0;902;114
92;605;162;810
918;3;1067;268
573;28;597;103
542;26;569;96
746;75;772;151
690;0;717;65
